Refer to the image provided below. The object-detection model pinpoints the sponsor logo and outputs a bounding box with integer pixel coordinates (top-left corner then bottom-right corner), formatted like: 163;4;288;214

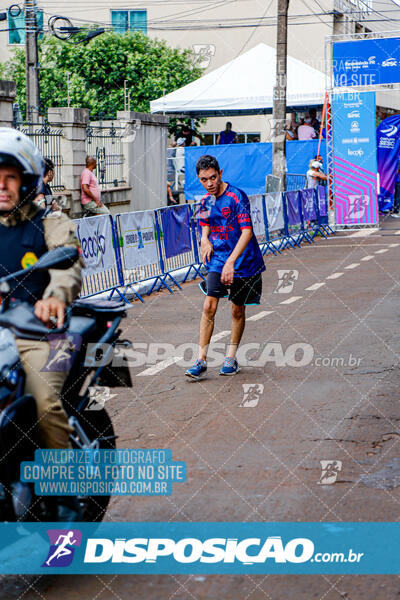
350;121;360;133
348;194;369;219
42;529;82;567
381;124;398;137
192;44;216;69
240;384;264;407
41;334;81;372
76;223;106;268
347;110;360;118
347;148;364;157
21;251;38;269
368;56;376;64
84;536;315;564
274;269;299;294
221;206;231;219
318;460;342;485
382;57;397;67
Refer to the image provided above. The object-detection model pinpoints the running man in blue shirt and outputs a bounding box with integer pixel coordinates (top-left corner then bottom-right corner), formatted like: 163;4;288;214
186;154;266;380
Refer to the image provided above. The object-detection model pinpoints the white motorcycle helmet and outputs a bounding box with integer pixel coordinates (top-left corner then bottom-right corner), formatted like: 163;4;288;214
0;127;44;205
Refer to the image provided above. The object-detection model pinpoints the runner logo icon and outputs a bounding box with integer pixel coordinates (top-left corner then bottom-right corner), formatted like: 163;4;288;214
42;529;82;567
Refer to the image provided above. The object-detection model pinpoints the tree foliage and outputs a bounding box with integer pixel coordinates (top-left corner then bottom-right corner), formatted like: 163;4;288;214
1;31;202;123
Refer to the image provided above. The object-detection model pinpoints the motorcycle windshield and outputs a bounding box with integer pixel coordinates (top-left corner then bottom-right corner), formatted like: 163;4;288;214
0;328;19;372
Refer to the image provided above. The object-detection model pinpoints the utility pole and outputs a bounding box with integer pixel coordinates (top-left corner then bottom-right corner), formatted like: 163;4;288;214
24;0;40;122
272;0;289;189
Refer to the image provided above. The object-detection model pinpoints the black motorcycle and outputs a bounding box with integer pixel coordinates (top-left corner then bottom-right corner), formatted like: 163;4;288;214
0;246;132;522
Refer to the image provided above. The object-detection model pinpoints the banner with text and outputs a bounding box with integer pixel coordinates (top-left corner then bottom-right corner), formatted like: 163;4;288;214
3;522;400;574
332;37;400;88
376;114;400;212
118;210;158;269
75;215;116;277
332;91;378;226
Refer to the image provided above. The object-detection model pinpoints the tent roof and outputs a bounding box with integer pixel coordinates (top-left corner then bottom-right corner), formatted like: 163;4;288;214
150;43;326;117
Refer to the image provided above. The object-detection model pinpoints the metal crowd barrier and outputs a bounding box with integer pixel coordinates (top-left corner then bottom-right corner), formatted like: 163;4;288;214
75;191;333;302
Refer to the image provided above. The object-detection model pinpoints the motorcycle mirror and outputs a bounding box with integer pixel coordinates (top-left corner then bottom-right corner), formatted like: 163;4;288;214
34;247;79;271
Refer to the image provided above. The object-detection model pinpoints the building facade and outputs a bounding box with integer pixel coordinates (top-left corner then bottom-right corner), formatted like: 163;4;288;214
1;0;399;139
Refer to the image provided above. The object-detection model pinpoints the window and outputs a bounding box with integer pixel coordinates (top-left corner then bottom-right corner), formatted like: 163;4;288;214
111;10;147;34
8;9;43;44
203;132;261;144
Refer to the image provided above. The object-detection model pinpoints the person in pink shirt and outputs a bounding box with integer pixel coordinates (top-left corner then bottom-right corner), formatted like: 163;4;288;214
80;156;110;215
297;115;317;141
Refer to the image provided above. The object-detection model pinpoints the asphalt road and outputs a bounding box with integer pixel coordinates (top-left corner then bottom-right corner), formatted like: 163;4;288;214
6;216;400;599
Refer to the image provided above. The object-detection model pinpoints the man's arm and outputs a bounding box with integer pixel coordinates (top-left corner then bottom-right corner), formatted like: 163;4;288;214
221;229;253;285
82;183;102;206
310;170;327;181
35;213;83;327
200;225;213;263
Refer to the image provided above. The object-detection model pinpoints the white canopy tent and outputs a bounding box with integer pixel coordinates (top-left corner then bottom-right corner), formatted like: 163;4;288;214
150;43;326;117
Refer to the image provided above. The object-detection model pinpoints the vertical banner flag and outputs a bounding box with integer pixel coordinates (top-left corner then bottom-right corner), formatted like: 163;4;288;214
160;205;192;259
376;115;400;212
75;215;115;276
286;191;301;226
249;195;265;238
265;192;284;232
332;91;378;226
317;186;328;217
118;210;158;269
301;189;316;221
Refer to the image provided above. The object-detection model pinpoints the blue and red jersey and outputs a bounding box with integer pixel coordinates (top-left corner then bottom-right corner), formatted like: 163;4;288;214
199;183;266;278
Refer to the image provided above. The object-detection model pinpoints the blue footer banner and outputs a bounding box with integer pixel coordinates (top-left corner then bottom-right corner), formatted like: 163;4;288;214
2;522;400;574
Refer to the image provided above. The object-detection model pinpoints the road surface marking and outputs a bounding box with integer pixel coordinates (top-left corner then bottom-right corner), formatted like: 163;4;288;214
280;296;302;305
395;231;400;235
305;283;326;291
389;243;400;247
361;255;374;261
212;330;230;341
137;356;183;376
247;311;274;321
375;248;389;254
349;228;379;237
326;272;344;280
345;263;360;269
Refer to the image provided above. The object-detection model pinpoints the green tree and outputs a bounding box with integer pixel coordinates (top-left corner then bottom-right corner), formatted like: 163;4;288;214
1;31;202;122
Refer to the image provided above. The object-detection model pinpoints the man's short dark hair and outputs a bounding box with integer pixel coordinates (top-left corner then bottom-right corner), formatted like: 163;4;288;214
43;157;54;176
196;154;220;174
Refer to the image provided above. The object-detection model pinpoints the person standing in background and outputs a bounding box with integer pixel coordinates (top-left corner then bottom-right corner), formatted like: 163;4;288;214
81;156;110;215
35;158;60;213
217;122;238;145
297;116;317;141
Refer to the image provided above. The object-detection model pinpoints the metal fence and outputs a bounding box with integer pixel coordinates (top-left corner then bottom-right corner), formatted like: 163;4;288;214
286;173;307;191
14;121;64;191
86;122;126;189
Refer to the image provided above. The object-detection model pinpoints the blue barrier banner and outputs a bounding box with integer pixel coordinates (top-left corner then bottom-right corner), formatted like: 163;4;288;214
160;205;192;259
2;522;400;574
286;191;301;226
376;114;400;211
301;189;316;221
332;37;400;87
184;141;326;199
317;186;327;217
